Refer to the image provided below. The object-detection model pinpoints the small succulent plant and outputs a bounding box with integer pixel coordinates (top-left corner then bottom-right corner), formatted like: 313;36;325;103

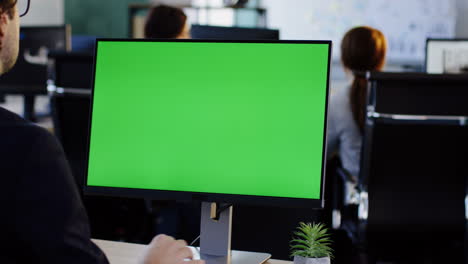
290;222;333;259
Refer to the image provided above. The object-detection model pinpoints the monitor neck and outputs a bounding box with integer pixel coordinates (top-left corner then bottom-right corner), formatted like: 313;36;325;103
200;202;233;264
199;202;271;264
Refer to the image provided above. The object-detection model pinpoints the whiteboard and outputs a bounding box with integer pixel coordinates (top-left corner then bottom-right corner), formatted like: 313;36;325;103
262;0;456;62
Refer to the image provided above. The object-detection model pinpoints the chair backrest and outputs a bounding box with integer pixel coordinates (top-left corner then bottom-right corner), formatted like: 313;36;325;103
51;92;91;189
367;72;468;116
48;51;94;89
48;51;94;190
360;72;468;261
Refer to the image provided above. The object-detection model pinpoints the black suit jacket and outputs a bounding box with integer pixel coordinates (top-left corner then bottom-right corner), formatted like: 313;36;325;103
0;107;108;263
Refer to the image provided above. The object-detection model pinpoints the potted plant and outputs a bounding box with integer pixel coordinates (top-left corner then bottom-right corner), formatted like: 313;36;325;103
290;222;333;264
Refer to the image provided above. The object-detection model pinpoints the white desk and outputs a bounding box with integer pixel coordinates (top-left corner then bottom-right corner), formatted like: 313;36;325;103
93;239;291;264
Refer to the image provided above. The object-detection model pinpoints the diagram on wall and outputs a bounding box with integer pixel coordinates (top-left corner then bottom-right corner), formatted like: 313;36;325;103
262;0;456;62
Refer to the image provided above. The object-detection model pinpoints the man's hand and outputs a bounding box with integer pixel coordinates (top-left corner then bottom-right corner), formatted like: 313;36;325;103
140;234;205;264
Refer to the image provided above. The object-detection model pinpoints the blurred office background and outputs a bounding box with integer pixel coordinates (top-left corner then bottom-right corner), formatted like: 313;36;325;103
2;0;467;263
15;0;468;79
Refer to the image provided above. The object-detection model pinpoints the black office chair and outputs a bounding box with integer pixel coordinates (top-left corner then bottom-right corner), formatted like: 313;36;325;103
50;90;91;188
355;72;468;263
48;51;94;90
48;51;94;188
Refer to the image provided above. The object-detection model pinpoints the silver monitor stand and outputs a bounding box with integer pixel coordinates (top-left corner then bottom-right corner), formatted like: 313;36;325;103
200;202;271;264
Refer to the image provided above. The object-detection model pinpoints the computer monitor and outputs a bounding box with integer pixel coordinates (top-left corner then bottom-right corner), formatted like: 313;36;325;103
0;25;70;86
191;25;279;40
426;39;468;74
86;39;331;264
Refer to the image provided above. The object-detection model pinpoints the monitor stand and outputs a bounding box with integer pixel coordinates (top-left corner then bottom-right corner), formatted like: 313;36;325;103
200;202;271;264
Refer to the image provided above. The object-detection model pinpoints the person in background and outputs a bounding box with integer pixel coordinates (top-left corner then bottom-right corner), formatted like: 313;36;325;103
0;1;202;264
145;5;190;39
327;26;387;179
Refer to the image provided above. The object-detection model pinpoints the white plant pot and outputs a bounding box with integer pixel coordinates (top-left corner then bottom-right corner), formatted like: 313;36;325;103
293;255;330;264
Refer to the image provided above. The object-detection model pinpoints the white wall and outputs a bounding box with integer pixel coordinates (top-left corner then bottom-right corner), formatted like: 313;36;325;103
20;0;64;26
261;0;456;63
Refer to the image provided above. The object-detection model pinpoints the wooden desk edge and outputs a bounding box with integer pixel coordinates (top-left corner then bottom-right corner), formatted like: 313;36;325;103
92;239;291;264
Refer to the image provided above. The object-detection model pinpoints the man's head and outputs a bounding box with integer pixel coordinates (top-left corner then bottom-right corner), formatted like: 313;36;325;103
144;5;189;39
0;0;19;74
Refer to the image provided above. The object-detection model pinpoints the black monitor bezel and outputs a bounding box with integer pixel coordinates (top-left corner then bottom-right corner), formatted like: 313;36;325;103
425;38;468;73
84;38;332;209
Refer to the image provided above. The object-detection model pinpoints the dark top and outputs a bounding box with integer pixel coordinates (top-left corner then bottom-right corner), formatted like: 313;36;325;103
0;107;108;263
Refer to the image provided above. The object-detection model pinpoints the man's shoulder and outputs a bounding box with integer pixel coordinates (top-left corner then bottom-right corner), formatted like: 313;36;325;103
0;107;63;191
0;106;29;127
0;107;56;152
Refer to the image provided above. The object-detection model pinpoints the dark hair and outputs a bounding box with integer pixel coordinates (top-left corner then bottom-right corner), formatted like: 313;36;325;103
0;0;16;19
341;26;387;132
144;5;187;39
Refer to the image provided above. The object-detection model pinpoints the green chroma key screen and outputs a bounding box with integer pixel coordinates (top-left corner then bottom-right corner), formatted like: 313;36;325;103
87;40;330;200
